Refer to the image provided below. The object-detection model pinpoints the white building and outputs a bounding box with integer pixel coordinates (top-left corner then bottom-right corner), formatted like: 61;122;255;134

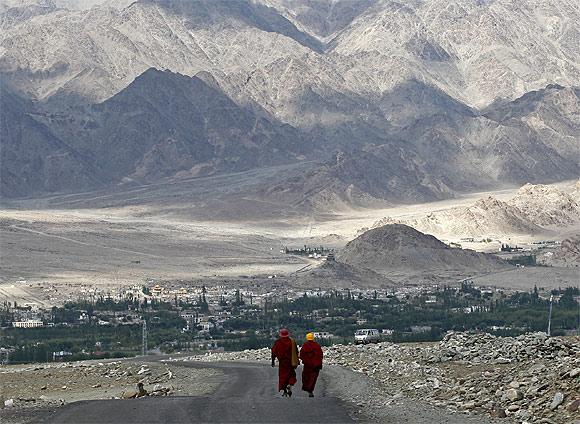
12;320;44;328
313;331;333;339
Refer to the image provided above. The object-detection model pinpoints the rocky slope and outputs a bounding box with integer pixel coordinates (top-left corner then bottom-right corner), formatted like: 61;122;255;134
3;0;578;108
175;331;580;424
1;68;312;196
0;0;578;200
539;236;580;267
0;84;100;197
508;183;580;227
338;224;508;275
368;183;580;238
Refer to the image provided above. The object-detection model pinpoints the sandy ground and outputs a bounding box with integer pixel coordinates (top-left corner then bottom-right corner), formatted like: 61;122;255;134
468;267;579;290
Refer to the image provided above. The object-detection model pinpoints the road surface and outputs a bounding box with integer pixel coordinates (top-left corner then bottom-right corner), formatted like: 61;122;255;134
36;362;354;424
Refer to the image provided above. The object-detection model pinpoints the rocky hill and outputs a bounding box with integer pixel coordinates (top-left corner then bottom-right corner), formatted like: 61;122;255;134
508;183;580;227
339;224;508;276
367;183;580;238
291;258;393;289
373;197;544;238
539;236;580;267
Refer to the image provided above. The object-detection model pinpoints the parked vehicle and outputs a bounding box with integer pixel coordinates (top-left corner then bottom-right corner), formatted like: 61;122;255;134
354;328;381;344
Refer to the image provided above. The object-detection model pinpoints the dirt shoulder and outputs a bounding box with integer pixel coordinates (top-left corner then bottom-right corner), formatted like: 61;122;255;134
0;358;221;423
323;365;501;424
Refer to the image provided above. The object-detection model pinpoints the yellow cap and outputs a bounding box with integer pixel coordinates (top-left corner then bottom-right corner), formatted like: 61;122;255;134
306;332;314;341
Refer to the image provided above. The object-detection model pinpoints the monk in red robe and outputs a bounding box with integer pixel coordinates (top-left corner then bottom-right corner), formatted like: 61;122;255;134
299;332;323;397
271;328;299;397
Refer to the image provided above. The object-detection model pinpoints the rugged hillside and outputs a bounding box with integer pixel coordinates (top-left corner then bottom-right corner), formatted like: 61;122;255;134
539;236;580;267
372;197;544;238
262;147;456;210
327;0;580;107
1;69;311;196
368;183;580;238
0;0;578;200
508;183;580;227
339;224;508;275
3;0;578;107
0;84;99;197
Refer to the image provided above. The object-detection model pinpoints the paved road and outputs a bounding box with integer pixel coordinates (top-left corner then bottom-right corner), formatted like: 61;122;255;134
37;362;354;424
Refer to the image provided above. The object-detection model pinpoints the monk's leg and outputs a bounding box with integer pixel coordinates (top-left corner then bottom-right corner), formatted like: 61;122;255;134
278;365;289;391
279;363;296;392
302;366;318;392
310;369;320;392
288;367;297;387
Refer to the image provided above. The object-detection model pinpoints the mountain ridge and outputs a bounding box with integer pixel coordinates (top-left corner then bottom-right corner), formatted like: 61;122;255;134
0;0;578;202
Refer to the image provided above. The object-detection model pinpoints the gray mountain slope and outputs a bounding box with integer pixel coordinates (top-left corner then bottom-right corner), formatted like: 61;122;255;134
258;0;376;40
0;0;578;202
81;68;310;183
0;83;100;197
2;69;312;196
261;82;579;210
2;0;578;108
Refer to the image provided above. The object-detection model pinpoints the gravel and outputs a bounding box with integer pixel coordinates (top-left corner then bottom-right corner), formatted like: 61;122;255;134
179;331;580;423
0;359;221;423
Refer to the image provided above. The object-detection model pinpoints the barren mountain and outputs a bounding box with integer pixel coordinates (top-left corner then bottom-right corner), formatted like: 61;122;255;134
1;68;311;196
339;224;509;276
366;183;580;238
291;259;393;289
3;0;578;107
328;0;580;107
508;183;580;227
0;83;99;197
0;0;578;201
372;197;544;238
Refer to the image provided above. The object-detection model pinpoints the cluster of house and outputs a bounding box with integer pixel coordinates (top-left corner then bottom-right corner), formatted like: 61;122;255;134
3;281;515;333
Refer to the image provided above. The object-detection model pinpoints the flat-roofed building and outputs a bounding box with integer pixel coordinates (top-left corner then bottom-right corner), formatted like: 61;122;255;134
12;320;44;328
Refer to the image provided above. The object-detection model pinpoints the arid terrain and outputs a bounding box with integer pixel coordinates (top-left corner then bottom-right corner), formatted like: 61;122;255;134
0;176;578;306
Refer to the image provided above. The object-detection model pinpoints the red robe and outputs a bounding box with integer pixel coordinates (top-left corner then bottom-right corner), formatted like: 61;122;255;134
271;337;298;391
299;340;323;393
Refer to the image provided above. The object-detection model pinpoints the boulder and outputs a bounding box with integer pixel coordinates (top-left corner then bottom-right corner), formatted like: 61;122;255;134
549;392;564;410
491;407;507;418
506;389;524;401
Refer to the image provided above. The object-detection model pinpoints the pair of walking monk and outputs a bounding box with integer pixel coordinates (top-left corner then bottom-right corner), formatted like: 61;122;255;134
271;329;323;397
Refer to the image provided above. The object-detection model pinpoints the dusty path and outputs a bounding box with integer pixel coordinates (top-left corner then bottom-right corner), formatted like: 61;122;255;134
8;224;161;258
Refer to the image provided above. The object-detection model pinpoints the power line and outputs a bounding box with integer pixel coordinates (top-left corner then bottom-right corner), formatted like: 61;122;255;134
547;295;553;337
142;319;148;356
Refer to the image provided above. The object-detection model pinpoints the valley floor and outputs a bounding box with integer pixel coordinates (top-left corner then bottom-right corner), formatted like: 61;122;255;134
0;177;578;306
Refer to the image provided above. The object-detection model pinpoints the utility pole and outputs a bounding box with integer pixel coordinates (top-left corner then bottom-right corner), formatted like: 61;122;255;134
547;295;554;337
142;319;148;356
